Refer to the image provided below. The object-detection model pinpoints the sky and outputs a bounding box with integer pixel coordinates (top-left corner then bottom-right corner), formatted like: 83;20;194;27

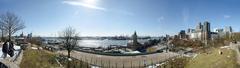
0;0;240;37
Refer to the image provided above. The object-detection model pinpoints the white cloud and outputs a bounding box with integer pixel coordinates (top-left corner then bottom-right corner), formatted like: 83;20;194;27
62;0;106;11
224;15;231;19
63;0;135;16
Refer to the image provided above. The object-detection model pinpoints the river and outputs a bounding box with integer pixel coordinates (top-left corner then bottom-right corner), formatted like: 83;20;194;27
78;39;148;47
43;37;151;48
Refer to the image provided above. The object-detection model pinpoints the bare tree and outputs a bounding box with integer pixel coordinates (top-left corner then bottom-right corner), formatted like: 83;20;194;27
59;27;79;68
0;16;6;41
0;12;25;41
0;29;4;41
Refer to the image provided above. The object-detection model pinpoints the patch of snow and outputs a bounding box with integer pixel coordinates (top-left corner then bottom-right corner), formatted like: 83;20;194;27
227;55;230;58
68;58;72;61
156;64;161;66
220;46;230;49
123;51;141;54
91;66;100;68
193;54;198;58
0;45;21;59
14;45;21;50
38;47;43;50
31;47;38;50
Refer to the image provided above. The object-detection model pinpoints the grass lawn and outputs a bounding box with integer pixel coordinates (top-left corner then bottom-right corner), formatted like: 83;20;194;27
185;48;238;68
20;48;89;68
158;57;190;68
20;49;60;68
57;56;90;68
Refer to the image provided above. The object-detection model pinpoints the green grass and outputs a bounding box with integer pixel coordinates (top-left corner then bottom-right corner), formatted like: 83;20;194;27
20;48;90;68
20;49;60;68
185;48;238;68
57;55;90;68
158;57;189;68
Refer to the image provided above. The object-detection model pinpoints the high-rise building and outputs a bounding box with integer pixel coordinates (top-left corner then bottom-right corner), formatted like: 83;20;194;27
187;28;191;33
20;32;24;37
202;21;211;40
195;22;203;32
214;28;224;33
27;33;32;39
224;26;233;38
187;21;212;40
187;21;233;41
187;28;195;33
224;26;233;32
178;30;186;39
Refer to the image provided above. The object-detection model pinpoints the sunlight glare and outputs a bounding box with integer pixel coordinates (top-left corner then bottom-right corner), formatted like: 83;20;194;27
83;0;98;5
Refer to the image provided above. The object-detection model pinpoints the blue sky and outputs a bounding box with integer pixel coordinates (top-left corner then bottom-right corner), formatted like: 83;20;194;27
0;0;240;37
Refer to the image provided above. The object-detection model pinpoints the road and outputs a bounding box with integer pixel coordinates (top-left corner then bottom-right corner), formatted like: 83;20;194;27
58;50;179;68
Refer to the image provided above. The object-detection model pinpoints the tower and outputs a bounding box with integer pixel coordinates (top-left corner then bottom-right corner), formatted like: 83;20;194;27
132;31;138;45
203;21;211;40
127;31;141;51
195;22;203;40
20;32;24;37
196;22;203;32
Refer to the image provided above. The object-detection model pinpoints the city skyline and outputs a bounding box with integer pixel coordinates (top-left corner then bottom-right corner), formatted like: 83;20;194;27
1;0;240;37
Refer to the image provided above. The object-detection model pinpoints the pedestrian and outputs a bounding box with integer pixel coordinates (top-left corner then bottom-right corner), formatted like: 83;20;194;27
8;41;15;57
1;42;8;59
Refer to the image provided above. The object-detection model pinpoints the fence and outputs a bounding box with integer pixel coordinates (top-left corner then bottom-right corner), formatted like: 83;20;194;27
74;52;181;68
75;49;161;56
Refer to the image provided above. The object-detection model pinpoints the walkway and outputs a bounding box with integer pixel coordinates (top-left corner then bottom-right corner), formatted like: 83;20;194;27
0;59;18;68
0;45;23;68
58;50;179;68
229;42;240;64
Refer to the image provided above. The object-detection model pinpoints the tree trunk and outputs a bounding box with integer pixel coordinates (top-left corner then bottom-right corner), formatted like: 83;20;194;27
68;50;71;58
8;30;11;41
67;50;71;68
1;29;3;41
